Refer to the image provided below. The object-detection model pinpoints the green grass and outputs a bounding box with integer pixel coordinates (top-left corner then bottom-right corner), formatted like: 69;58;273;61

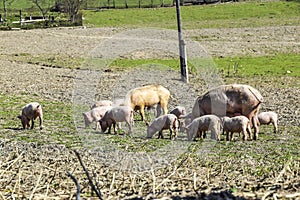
83;1;300;28
214;53;300;77
0;94;79;147
0;0;55;10
2;52;299;78
105;53;300;77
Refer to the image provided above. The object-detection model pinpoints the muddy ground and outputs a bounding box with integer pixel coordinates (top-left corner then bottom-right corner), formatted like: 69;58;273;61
0;26;299;199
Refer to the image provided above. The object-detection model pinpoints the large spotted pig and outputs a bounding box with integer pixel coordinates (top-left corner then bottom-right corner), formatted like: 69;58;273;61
192;84;263;140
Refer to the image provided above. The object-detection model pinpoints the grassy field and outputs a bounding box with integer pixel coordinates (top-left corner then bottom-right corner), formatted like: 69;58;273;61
2;0;299;29
85;1;299;78
82;1;300;29
104;53;300;77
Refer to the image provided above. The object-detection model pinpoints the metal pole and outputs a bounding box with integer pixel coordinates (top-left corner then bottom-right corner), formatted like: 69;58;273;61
175;0;188;83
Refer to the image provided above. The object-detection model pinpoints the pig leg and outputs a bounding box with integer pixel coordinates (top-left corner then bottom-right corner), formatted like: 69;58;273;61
172;127;178;140
38;116;43;130
95;122;100;130
242;129;247;141
107;124;112;134
139;105;146;121
22;122;26;129
158;130;164;139
200;131;206;139
169;127;173;140
113;122;118;134
252;116;259;140
198;131;203;139
125;120;132;135
160;102;168;115
36;106;43;130
273;121;278;133
247;124;252;140
30;119;35;129
118;122;122;129
25;118;30;129
229;132;234;141
226;131;230;141
211;130;218;141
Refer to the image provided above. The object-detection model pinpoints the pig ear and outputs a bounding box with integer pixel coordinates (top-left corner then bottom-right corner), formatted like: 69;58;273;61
17;115;22;119
36;105;42;111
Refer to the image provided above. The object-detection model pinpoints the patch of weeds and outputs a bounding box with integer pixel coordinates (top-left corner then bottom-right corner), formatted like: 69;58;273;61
109;59;180;71
0;54;83;69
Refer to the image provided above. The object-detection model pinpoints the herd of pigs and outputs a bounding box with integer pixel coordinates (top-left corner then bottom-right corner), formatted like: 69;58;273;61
18;84;278;141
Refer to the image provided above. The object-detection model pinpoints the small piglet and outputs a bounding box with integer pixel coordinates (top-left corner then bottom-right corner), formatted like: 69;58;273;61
170;106;186;119
18;102;43;130
99;106;134;135
90;100;113;109
258;111;278;133
186;114;221;141
146;114;179;140
82;106;112;130
222;116;251;141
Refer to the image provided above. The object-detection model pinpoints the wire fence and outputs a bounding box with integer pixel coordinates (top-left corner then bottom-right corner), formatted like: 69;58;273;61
84;0;175;9
83;0;219;9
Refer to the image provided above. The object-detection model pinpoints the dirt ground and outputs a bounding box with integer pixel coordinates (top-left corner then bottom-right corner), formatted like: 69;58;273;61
0;26;299;199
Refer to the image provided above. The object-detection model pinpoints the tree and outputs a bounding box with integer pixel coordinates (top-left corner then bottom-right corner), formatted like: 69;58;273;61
58;0;82;23
1;0;16;22
32;0;51;19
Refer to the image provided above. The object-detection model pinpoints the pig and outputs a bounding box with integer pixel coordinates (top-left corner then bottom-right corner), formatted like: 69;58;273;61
186;115;221;141
90;100;113;109
99;106;134;135
82;106;112;130
192;84;263;140
146;114;179;140
170;106;186;119
18;102;43;130
124;84;170;122
221;116;252;141
179;112;193;132
258;111;278;133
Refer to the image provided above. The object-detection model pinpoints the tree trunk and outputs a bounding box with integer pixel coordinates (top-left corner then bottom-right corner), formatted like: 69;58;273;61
3;0;7;21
